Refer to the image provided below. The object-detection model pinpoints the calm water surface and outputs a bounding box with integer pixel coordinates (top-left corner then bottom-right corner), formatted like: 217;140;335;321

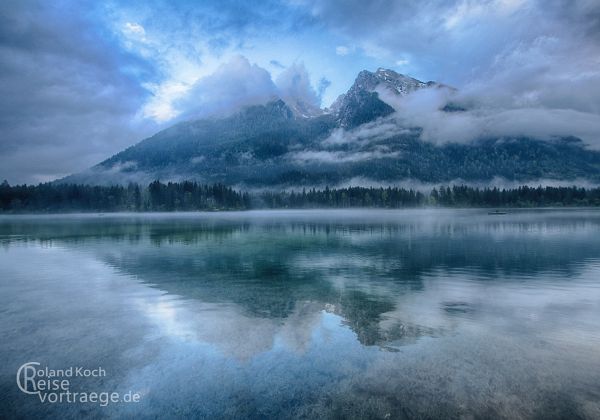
1;209;599;419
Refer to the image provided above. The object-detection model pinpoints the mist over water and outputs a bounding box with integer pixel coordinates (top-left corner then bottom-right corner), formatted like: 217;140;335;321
1;209;600;418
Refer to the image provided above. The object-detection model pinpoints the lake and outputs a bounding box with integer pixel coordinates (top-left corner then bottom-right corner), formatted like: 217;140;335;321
1;209;600;419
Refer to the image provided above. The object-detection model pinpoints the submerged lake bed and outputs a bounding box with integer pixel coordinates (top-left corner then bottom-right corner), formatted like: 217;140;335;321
1;209;600;419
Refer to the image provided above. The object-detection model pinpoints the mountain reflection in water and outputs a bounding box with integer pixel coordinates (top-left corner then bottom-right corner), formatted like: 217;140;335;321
1;209;600;419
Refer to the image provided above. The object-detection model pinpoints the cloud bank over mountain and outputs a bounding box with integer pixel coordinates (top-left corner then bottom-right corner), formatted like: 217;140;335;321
375;85;600;148
175;56;278;120
175;57;323;120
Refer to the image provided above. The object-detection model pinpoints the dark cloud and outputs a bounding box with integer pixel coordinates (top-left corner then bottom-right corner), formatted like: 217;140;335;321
298;0;600;84
543;0;600;40
0;0;157;183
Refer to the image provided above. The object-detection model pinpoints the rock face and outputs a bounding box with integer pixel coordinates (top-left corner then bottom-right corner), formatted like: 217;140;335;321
59;69;600;187
331;68;438;128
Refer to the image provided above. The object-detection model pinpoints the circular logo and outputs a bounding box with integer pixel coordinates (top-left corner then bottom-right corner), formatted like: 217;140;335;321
16;362;40;395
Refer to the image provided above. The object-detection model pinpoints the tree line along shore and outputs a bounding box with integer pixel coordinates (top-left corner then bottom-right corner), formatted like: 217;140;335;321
1;180;600;213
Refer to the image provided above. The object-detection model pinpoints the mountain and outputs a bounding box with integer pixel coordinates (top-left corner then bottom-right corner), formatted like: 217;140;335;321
61;69;600;188
331;68;441;128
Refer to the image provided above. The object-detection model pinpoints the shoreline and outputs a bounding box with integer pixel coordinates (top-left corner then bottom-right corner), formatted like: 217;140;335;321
2;206;600;217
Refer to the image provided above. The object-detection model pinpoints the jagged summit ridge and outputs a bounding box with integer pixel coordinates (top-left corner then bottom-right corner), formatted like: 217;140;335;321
373;68;437;93
330;68;437;128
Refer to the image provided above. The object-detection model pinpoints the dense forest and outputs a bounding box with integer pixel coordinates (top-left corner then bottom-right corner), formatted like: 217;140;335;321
261;185;600;208
0;180;250;212
1;180;600;213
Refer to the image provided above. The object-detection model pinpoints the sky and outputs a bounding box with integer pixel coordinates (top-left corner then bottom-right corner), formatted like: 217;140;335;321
1;0;599;183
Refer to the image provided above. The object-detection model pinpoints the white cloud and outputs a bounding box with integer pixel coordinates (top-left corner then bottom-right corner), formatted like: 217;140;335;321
289;148;400;164
275;62;321;112
336;45;350;56
375;84;600;148
170;57;325;120
142;81;190;121
123;22;146;37
323;121;411;147
175;55;278;120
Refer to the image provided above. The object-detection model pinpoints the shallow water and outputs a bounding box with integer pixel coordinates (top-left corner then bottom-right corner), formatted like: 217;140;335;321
1;209;600;419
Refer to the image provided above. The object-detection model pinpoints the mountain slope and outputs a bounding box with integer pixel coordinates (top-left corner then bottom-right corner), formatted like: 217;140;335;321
61;69;600;187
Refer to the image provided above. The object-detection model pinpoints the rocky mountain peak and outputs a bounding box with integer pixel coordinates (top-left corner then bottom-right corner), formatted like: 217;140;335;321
329;68;444;128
